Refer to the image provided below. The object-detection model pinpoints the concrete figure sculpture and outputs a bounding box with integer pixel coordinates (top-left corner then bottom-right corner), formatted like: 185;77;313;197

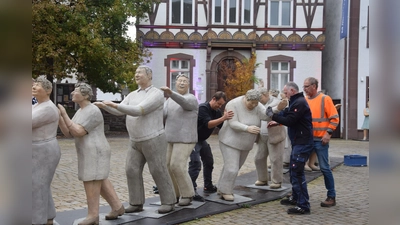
254;88;287;189
32;76;61;225
217;89;286;201
95;66;176;214
160;74;197;206
58;83;124;225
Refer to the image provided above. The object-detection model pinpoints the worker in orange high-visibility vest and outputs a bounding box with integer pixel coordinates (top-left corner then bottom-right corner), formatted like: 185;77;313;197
303;77;339;208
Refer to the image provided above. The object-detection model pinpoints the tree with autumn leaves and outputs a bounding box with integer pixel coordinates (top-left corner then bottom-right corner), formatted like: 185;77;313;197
32;0;157;93
221;53;260;101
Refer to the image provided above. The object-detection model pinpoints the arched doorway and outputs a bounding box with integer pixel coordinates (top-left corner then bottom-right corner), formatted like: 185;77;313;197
216;58;236;95
209;51;247;100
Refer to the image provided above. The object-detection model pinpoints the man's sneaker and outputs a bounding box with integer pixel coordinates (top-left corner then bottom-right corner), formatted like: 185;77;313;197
192;194;205;202
280;196;297;206
287;206;310;215
153;186;159;194
203;185;218;193
321;196;336;207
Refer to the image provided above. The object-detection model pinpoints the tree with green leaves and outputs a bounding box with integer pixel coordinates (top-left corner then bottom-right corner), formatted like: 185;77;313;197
32;0;157;93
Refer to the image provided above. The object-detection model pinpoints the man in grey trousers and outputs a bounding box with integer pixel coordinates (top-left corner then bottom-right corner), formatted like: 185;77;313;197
96;65;176;214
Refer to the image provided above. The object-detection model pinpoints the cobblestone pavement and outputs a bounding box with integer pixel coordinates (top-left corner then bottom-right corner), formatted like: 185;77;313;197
53;133;369;224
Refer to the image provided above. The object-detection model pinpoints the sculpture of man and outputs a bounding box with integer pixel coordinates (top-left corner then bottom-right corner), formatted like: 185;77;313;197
95;66;176;214
254;87;287;189
160;74;198;206
217;89;286;201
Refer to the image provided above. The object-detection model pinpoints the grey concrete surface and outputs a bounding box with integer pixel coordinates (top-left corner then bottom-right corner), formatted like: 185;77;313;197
53;133;369;224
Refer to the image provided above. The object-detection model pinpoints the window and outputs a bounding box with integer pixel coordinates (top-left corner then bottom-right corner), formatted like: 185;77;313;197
269;0;292;27
55;83;75;109
228;0;238;24
242;0;252;24
170;60;190;91
265;55;296;91
213;0;253;25
213;0;224;24
165;54;196;94
171;0;193;24
270;62;289;91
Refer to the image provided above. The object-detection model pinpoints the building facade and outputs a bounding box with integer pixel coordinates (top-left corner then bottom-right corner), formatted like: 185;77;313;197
323;0;369;139
137;0;326;102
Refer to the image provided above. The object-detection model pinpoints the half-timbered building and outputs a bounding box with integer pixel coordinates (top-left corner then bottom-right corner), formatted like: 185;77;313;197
137;0;326;102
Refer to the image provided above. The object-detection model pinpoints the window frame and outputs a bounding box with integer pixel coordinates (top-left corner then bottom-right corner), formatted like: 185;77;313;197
227;0;239;25
212;0;224;24
170;0;194;25
268;0;293;27
270;62;290;92
169;60;190;92
164;53;196;93
242;0;253;25
265;55;296;91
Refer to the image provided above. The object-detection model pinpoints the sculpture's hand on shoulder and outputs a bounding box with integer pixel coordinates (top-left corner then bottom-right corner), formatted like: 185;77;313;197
277;100;288;111
160;86;172;97
103;100;118;108
93;102;105;108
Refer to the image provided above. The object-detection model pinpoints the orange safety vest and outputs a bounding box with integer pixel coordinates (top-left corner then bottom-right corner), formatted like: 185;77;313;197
306;93;339;140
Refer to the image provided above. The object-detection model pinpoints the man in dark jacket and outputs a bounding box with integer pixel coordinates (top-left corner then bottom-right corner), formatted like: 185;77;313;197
266;81;313;215
189;91;234;201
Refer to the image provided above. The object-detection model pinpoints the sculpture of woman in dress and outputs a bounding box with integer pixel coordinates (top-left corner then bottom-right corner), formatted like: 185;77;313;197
58;83;124;225
32;76;61;225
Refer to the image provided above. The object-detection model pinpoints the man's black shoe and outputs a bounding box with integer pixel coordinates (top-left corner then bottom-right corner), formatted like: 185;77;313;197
203;185;218;193
153;186;159;194
287;206;310;215
280;196;297;205
192;194;205;202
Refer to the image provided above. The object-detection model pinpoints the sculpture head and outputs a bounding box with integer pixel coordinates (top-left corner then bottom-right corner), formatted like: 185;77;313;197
72;83;93;103
135;66;152;88
269;89;280;97
244;89;261;110
258;87;270;105
175;74;189;95
32;76;52;101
